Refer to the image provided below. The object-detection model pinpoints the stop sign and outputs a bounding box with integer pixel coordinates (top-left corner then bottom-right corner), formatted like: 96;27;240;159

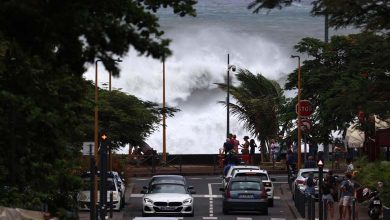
296;100;314;117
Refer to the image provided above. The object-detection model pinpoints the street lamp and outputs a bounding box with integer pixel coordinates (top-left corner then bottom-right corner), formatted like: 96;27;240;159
291;55;302;169
226;53;236;138
108;58;122;171
317;159;324;220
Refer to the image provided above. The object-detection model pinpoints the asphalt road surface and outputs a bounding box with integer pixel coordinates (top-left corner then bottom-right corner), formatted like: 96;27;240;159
123;174;297;220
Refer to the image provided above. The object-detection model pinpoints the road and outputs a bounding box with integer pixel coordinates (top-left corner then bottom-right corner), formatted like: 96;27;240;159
123;174;297;220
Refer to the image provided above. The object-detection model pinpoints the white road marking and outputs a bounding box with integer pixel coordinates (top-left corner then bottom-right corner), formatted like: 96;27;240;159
237;218;252;220
134;178;149;181
202;217;217;220
189;177;202;180
271;218;286;220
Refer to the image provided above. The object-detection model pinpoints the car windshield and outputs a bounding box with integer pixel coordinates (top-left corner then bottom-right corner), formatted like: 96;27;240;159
82;178;116;191
301;171;328;178
149;184;187;194
235;172;269;181
230;181;261;191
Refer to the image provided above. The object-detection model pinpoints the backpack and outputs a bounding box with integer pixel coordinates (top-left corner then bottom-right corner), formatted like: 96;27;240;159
306;177;315;187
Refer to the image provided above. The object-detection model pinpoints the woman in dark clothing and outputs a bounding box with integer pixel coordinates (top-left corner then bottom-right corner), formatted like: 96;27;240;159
249;139;257;164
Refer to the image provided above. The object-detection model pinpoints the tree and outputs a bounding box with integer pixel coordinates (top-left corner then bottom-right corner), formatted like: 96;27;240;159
0;0;196;217
217;69;286;161
248;0;390;33
82;83;179;150
0;0;196;76
285;33;390;144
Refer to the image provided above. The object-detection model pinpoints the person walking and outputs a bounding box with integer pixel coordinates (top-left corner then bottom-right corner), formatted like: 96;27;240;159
231;134;240;154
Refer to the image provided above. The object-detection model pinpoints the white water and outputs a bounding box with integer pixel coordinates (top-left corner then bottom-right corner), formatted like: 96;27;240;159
84;0;355;154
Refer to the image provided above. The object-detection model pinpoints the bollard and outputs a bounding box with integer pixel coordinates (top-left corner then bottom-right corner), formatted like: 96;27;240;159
352;198;356;220
323;199;327;220
109;191;113;218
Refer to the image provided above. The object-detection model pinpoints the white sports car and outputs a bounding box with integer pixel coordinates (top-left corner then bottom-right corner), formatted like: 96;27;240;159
141;182;195;217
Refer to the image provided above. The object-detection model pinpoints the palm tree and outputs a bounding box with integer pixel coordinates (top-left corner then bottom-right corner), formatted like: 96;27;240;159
217;69;286;162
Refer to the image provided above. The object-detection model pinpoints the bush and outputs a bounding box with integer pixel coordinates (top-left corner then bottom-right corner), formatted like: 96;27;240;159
355;157;390;207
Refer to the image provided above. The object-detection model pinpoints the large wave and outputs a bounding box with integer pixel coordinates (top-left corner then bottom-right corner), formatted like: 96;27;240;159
84;0;355;154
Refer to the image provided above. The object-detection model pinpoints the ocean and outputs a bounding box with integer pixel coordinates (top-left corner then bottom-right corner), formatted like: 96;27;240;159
84;0;355;154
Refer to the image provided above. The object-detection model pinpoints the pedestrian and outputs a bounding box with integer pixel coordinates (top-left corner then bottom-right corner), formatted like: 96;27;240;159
304;156;316;168
231;134;240;154
322;174;335;220
223;138;233;156
249;139;257;164
340;172;354;220
304;172;316;197
270;139;280;162
346;159;354;173
241;136;250;164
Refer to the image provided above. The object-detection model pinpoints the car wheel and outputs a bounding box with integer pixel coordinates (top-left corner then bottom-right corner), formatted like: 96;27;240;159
268;198;274;207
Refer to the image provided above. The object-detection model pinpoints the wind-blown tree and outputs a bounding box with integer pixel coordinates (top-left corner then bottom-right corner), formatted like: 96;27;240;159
248;0;390;33
285;33;390;144
82;83;179;150
0;0;196;217
217;69;286;161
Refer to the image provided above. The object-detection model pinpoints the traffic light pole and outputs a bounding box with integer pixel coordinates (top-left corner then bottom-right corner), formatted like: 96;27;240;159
99;134;109;220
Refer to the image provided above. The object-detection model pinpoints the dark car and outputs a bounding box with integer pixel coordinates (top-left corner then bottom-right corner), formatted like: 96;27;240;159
220;176;268;215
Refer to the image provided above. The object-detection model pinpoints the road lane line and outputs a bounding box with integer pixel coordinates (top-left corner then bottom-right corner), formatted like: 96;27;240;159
271;218;286;220
202;217;217;220
237;218;252;220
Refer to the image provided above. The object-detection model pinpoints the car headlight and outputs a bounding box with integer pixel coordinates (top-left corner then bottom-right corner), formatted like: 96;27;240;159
183;198;192;205
143;198;153;204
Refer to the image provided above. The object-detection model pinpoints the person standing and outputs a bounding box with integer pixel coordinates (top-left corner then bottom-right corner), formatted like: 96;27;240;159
249;139;257;164
340;173;354;220
223;138;233;155
322;174;335;220
241;136;250;164
231;134;240;154
270;139;280;162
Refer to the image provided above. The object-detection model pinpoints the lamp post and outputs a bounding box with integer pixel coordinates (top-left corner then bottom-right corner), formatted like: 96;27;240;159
162;58;167;164
318;159;324;220
93;58;122;219
92;59;102;220
291;55;302;169
226;53;236;138
108;58;122;171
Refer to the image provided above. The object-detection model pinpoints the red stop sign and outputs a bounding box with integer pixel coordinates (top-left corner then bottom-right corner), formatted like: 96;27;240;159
296;100;314;117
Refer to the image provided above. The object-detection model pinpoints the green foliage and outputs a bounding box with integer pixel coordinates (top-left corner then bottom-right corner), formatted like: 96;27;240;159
0;0;196;77
217;69;286;159
284;33;390;144
355;158;390;207
248;0;390;33
0;0;194;217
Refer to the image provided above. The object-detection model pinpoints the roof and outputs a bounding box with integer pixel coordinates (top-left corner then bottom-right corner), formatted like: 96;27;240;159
230;176;263;182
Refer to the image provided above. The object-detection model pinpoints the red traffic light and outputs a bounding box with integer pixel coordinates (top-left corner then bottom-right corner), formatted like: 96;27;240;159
101;133;108;140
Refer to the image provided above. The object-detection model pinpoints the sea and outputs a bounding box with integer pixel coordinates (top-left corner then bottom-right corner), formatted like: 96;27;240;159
84;0;355;154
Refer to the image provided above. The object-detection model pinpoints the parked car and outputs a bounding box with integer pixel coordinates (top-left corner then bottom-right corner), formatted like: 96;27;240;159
77;176;122;211
220;176;268;215
81;171;126;207
222;165;260;189
232;169;275;207
141;181;195;217
291;168;329;199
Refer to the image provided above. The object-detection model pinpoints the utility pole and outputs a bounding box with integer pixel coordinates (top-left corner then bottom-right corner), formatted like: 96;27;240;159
162;58;167;163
